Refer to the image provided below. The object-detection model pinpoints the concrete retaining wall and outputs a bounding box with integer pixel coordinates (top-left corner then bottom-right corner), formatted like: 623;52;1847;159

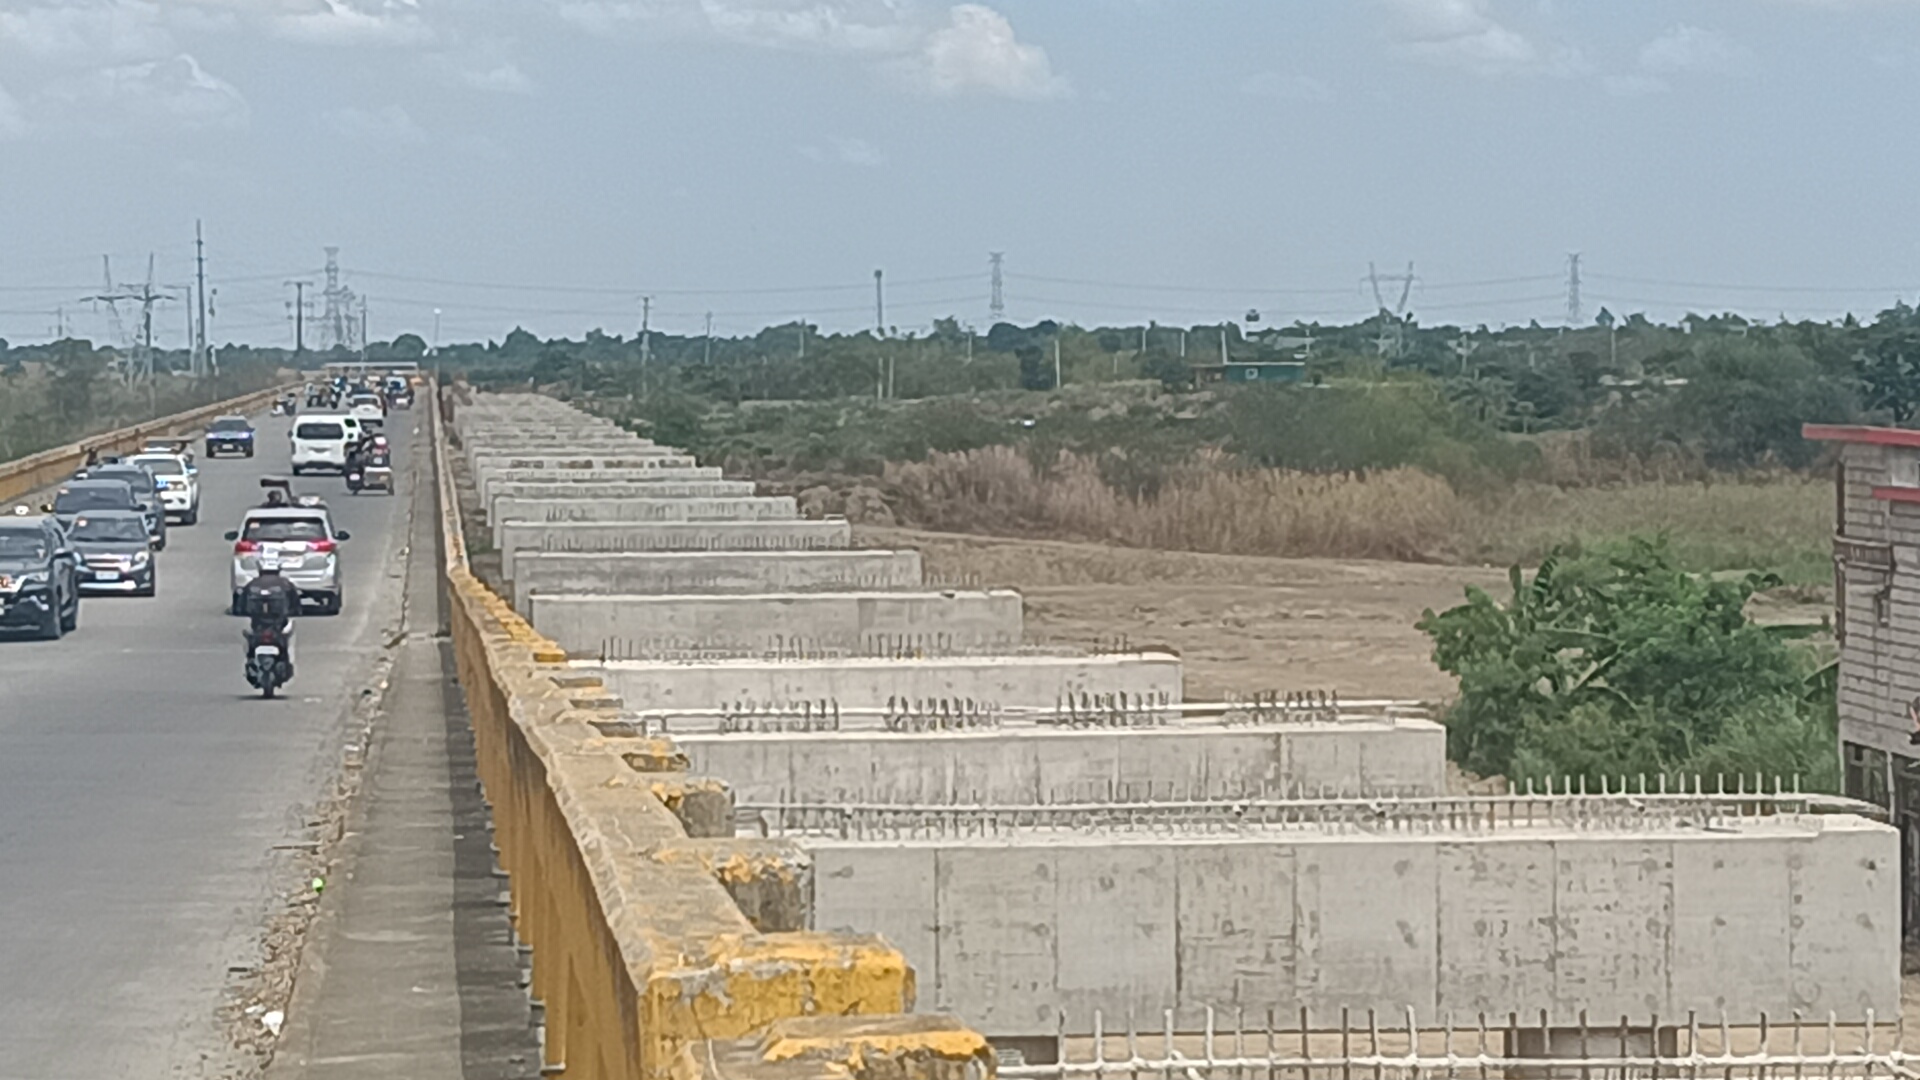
500;520;853;583
809;816;1901;1038
489;480;757;521
529;589;1025;656
688;719;1446;803
490;496;799;550
587;652;1179;710
515;550;924;612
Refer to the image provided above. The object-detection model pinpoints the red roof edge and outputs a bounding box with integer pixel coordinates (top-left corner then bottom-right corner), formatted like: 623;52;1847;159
1803;423;1920;448
1872;486;1920;504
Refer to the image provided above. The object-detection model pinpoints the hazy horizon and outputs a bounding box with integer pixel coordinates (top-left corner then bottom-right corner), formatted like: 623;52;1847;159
3;0;1918;348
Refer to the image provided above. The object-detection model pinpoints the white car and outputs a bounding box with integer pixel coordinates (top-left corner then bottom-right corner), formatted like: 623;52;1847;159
126;451;200;525
225;506;351;615
289;415;363;475
347;395;385;431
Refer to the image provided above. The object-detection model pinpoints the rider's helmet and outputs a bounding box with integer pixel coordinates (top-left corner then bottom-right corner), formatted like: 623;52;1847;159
265;490;289;507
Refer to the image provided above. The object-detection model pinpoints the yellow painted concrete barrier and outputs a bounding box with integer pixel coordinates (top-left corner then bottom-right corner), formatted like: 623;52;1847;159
0;382;298;505
429;384;990;1080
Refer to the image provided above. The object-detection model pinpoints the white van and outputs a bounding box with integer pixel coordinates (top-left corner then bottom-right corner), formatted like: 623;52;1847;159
289;415;363;475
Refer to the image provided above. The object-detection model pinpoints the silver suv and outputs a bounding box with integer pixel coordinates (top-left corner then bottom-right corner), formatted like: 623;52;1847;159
224;507;352;615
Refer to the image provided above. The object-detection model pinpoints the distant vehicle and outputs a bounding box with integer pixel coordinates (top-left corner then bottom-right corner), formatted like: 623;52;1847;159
225;506;351;615
0;514;80;639
141;437;194;467
290;416;357;475
49;479;140;533
81;463;168;550
66;510;157;596
347;393;385;430
127;451;201;526
384;376;414;410
205;416;257;458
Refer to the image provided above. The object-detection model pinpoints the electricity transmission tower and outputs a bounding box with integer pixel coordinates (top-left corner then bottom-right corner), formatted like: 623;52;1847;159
84;255;169;381
989;252;1005;323
1564;252;1583;326
1365;261;1417;359
317;246;361;352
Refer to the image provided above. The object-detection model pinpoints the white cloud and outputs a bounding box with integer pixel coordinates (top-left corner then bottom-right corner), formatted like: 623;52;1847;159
1639;24;1752;75
802;135;883;165
39;53;248;131
557;1;1066;100
271;0;429;46
1378;0;1584;77
322;103;424;141
1240;71;1334;102
902;4;1065;99
0;83;26;138
1603;72;1669;97
0;1;175;62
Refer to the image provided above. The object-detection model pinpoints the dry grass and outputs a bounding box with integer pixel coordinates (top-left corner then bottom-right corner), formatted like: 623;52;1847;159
884;447;1459;562
1455;475;1833;581
876;446;1833;580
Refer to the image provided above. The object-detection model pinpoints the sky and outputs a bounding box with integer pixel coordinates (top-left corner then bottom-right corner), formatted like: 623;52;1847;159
2;0;1919;348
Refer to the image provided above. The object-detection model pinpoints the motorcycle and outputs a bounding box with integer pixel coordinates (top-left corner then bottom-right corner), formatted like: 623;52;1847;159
244;619;294;699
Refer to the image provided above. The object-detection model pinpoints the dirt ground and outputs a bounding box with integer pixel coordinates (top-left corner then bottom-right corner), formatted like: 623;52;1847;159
856;526;1512;703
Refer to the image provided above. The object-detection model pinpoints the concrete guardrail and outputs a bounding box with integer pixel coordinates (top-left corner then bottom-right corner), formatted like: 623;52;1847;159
427;383;994;1080
0;381;298;505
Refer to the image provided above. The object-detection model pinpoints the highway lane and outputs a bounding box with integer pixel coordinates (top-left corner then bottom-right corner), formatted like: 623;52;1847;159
0;411;421;1078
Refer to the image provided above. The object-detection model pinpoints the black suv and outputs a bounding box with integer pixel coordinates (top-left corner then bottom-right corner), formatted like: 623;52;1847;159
77;465;168;550
0;515;80;639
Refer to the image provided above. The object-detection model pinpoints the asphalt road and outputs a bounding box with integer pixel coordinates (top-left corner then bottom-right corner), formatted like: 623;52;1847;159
0;412;419;1079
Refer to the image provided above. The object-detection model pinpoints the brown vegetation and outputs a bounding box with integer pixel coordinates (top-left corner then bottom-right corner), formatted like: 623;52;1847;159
883;447;1458;562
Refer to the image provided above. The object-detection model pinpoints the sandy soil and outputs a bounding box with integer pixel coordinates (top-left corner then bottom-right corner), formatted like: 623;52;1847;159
856;526;1513;703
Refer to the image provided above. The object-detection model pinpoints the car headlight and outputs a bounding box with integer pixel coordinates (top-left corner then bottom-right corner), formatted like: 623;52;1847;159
16;570;49;587
129;552;150;567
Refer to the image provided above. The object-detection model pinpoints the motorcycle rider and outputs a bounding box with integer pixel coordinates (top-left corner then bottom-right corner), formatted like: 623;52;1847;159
260;488;290;509
242;555;301;682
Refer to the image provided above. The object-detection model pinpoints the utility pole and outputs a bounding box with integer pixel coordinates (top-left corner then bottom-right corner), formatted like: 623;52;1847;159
1053;337;1062;389
1564;252;1583;326
639;296;653;368
1220;325;1229;366
359;296;369;362
873;270;884;336
988;252;1004;323
1179;330;1187;359
286;280;311;354
798;319;806;360
704;311;714;365
194;220;208;377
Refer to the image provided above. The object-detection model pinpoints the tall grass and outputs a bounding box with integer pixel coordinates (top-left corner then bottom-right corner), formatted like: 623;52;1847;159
880;446;1834;578
884;447;1460;561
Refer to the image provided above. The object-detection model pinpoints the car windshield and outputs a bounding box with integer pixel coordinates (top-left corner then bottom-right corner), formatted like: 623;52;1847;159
244;517;329;542
0;529;46;559
68;516;149;542
134;458;184;475
296;422;345;440
210;418;251;432
54;486;133;512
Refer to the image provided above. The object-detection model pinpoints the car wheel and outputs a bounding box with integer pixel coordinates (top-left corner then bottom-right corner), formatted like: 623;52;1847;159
231;590;246;617
182;507;198;526
323;592;342;616
60;584;78;632
137;572;156;598
290;465;302;476
38;594;63;641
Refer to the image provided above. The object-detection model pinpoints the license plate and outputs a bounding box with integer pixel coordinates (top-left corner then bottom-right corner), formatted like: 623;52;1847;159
94;571;120;581
254;646;281;658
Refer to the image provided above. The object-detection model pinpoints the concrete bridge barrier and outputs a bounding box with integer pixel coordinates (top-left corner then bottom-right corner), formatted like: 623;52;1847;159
432;384;990;1080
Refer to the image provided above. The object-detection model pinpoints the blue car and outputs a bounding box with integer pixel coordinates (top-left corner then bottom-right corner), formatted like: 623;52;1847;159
205;415;256;458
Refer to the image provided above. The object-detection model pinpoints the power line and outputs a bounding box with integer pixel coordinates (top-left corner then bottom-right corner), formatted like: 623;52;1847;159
1585;272;1916;295
340;267;980;297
